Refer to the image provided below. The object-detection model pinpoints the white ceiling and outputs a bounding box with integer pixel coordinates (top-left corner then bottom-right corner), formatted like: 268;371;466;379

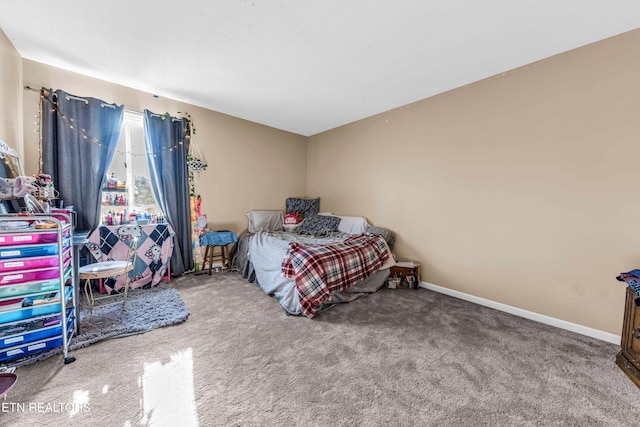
1;1;639;136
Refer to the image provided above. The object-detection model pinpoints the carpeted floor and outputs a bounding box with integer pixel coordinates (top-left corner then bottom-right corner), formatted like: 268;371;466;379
2;271;639;426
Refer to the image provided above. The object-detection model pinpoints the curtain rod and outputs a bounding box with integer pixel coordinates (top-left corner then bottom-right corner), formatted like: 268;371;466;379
23;85;182;119
24;85;142;113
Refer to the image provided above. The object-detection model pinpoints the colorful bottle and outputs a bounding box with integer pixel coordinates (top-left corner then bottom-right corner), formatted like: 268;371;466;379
107;172;118;190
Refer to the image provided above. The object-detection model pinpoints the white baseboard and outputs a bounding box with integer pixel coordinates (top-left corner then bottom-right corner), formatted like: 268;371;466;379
419;281;621;345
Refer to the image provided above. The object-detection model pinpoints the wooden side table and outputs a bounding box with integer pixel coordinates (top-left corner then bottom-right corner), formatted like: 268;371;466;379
389;261;421;289
199;230;238;275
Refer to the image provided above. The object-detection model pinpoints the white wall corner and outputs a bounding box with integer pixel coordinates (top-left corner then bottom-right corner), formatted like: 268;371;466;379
418;281;621;345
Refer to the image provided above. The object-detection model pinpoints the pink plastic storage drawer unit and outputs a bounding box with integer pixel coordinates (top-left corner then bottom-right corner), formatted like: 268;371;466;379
0;260;71;286
0;248;71;273
0;228;70;247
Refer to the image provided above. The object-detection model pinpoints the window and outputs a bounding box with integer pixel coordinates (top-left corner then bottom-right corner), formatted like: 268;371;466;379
101;111;162;225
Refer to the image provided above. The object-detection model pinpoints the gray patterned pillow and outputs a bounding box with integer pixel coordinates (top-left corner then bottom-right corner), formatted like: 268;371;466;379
285;197;320;219
296;214;341;235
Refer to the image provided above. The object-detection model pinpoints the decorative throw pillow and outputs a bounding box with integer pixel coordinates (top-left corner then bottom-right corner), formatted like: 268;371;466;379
246;210;284;233
285;197;320;219
296;214;341;235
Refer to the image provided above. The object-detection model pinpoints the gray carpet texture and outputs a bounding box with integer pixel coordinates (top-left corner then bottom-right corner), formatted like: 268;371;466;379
3;272;640;427
4;285;189;368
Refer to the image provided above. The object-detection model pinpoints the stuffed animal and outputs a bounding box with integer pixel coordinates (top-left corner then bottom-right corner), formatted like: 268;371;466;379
284;212;303;232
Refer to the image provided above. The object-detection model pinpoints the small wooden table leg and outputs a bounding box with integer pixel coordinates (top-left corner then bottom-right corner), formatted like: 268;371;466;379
221;245;228;269
206;245;213;275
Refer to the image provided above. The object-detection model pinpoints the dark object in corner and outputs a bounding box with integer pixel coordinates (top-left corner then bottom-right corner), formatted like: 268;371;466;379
616;271;640;306
616;286;640;388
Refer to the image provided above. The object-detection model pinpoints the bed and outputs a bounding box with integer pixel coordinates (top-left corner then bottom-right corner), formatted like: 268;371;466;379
230;199;396;317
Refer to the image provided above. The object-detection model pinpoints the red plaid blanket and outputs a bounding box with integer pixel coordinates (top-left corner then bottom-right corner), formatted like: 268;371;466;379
281;234;390;318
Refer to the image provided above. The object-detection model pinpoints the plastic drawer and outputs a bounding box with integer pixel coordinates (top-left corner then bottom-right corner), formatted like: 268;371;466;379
0;335;63;362
0;322;61;350
0;248;71;273
0;228;70;246
0;286;73;324
0;238;71;260
0;316;75;362
0;307;74;350
0;269;71;299
0;258;71;286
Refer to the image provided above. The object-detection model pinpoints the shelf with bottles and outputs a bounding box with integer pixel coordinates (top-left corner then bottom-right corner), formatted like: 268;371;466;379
102;192;128;208
102;209;129;226
102;210;167;226
103;172;127;193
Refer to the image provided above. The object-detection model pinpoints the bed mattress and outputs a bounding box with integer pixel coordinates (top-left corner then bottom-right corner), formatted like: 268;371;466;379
243;231;390;316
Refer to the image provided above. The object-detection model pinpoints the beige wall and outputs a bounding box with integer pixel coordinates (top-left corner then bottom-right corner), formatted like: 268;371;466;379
0;29;22;158
8;27;640;335
21;60;307;234
308;29;640;335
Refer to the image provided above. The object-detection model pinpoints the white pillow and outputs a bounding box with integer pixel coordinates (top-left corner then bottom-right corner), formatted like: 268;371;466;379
336;216;370;234
246;210;284;233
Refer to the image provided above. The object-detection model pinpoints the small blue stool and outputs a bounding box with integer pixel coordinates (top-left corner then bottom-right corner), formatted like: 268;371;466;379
199;230;238;275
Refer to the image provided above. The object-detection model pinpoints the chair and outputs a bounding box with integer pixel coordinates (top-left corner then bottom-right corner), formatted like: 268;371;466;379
78;237;138;318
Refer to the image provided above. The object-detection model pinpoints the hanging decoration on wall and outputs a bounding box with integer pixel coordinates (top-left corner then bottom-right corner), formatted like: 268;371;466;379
187;155;207;174
178;112;208;197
